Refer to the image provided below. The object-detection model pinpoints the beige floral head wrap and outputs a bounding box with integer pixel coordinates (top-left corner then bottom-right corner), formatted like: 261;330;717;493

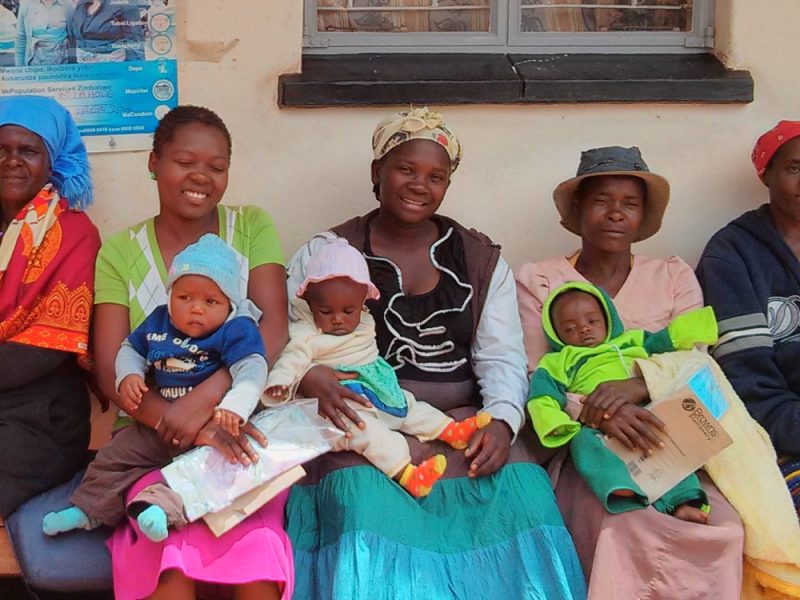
372;107;462;172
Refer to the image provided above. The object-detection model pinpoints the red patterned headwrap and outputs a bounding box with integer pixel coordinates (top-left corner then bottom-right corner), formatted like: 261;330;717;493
752;120;800;177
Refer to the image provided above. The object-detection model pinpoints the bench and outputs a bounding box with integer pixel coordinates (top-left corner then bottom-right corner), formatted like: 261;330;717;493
0;397;114;578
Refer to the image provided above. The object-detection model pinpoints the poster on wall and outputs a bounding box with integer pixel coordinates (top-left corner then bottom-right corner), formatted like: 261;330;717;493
0;0;178;152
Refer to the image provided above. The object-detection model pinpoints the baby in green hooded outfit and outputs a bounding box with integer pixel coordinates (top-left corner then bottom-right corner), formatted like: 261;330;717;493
528;281;718;523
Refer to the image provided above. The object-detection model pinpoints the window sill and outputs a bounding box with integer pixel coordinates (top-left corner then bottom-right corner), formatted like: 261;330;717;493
278;53;753;107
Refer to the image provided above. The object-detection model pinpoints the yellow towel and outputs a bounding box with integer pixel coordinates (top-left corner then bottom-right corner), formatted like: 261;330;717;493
636;350;800;599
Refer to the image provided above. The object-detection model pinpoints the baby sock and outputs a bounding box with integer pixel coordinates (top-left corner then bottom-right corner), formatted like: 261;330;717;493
398;454;447;498
438;412;492;450
42;506;101;536
137;504;169;542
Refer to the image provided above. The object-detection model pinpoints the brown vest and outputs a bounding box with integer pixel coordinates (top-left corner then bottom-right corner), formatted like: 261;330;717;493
331;210;501;338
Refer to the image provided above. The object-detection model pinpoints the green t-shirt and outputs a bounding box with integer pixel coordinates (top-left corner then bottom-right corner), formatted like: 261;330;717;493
95;204;284;330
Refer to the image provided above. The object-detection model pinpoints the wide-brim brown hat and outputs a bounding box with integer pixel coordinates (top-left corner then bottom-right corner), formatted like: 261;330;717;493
553;146;670;242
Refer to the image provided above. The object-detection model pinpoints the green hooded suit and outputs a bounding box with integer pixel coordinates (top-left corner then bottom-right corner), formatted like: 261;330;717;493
527;281;717;514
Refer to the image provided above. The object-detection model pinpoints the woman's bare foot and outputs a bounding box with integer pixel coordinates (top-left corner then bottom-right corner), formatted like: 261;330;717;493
672;503;708;524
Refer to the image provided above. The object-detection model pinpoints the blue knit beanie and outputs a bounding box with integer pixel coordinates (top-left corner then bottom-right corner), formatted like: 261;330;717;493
0;95;92;209
167;234;242;306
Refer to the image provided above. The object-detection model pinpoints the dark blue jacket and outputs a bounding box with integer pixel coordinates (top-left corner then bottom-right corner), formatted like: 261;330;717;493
696;204;800;454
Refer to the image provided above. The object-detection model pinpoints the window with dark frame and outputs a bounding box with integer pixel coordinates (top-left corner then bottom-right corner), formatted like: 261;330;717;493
305;1;713;53
283;0;752;107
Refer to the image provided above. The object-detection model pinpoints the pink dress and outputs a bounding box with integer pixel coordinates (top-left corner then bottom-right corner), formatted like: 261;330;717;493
516;254;744;600
108;470;294;600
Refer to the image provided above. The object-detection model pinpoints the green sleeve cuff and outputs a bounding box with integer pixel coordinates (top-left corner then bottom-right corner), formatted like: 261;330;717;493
528;396;581;448
668;306;719;350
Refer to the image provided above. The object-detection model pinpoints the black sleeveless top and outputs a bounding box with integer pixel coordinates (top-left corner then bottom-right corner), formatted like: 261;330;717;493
361;216;474;383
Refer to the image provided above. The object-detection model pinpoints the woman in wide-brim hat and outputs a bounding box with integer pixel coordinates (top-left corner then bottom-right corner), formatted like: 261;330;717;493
516;145;744;598
552;145;670;242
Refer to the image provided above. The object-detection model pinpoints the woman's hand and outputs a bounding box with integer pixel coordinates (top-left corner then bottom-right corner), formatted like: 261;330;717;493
465;419;512;478
157;368;232;448
298;365;372;436
597;403;666;454
157;393;215;449
579;377;649;428
194;421;268;466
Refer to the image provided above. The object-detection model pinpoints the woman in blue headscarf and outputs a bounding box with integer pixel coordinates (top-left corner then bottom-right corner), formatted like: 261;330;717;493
0;95;101;516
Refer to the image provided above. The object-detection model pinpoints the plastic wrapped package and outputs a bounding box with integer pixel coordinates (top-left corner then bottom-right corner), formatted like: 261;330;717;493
162;400;342;521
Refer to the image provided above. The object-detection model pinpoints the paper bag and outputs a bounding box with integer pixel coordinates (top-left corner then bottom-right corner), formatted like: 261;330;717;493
203;465;306;537
605;379;732;503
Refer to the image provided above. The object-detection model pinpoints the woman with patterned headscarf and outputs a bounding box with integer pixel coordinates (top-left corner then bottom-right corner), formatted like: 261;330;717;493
284;107;586;599
0;94;100;516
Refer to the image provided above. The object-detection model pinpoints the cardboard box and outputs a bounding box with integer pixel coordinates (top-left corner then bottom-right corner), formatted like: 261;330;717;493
605;383;732;503
203;465;306;537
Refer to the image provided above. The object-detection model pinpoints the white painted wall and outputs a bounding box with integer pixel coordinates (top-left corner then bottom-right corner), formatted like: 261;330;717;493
84;0;799;272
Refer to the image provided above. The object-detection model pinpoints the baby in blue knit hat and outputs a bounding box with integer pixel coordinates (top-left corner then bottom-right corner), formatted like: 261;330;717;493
43;234;267;542
116;233;266;435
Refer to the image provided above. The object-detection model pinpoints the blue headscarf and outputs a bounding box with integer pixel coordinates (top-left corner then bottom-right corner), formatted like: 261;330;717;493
0;95;92;209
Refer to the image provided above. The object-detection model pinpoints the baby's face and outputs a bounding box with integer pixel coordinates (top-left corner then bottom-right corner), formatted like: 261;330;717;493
551;291;607;348
305;277;367;336
170;274;230;338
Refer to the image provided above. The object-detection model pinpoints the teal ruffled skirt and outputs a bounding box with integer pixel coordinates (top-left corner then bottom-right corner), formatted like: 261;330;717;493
286;462;586;599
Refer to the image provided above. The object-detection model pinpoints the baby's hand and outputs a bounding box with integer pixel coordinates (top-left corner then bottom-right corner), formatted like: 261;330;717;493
118;375;148;413
266;385;289;400
214;408;242;437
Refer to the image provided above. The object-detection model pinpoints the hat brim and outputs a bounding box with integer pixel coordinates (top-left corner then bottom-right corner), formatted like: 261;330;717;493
552;170;670;242
297;275;380;302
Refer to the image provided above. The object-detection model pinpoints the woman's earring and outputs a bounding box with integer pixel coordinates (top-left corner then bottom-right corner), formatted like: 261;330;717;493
149;171;157;181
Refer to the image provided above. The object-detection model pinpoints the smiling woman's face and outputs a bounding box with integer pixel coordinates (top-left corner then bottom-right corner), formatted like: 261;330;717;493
371;139;451;226
575;175;646;253
148;121;230;223
0;125;51;215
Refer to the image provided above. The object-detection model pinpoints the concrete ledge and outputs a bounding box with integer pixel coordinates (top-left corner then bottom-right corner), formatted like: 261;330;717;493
279;53;753;107
512;53;753;103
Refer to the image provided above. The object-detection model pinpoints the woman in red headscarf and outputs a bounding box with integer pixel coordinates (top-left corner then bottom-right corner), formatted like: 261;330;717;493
698;121;800;510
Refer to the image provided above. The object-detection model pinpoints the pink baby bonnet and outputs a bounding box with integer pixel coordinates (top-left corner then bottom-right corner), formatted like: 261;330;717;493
297;238;380;301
